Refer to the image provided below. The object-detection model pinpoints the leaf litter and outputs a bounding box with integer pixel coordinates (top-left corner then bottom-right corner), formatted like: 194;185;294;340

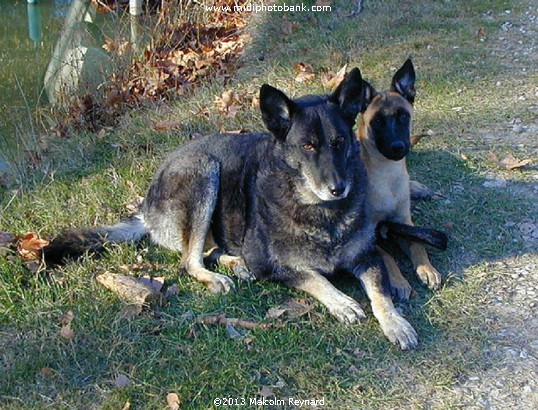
51;0;253;132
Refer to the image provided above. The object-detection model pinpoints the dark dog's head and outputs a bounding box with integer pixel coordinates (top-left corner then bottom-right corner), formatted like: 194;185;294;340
259;69;367;204
360;59;416;161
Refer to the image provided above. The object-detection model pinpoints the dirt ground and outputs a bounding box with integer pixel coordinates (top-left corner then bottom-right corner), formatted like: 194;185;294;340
423;6;538;408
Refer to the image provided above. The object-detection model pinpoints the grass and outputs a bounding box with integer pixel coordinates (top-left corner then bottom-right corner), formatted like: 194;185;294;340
1;0;537;408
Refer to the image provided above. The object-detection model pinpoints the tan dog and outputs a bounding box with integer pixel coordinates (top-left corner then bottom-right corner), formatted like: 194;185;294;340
357;59;441;300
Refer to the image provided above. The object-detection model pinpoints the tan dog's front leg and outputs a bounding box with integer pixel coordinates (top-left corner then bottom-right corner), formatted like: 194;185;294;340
377;246;412;301
396;238;442;289
408;241;441;289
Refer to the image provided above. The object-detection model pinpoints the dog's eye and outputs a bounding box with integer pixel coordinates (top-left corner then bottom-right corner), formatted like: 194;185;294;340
302;144;315;151
398;113;410;122
330;138;344;148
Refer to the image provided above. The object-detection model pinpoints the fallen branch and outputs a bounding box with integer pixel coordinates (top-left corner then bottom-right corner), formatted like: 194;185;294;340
197;314;273;330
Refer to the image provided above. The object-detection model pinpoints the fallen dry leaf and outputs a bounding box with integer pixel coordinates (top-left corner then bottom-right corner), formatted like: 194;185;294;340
265;307;287;320
491;153;532;170
40;367;55;376
410;133;428;147
97;272;161;306
153;120;183;131
215;90;238;112
59;323;75;341
268;298;314;320
59;310;75;326
125;195;144;214
17;232;49;261
121;401;131;410
167;392;181;410
226;104;240;118
294;62;315;83
322;64;347;91
114;374;131;389
214;90;242;118
260;385;275;398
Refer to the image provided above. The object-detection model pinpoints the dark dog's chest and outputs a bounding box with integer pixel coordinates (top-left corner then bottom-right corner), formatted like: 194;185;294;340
243;177;371;278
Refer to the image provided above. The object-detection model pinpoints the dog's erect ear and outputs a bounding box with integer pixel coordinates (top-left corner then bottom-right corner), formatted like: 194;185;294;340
328;68;366;125
260;84;296;141
391;58;416;104
360;79;376;113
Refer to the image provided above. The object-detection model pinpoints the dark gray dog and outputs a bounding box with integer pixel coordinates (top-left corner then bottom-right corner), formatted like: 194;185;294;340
46;69;419;349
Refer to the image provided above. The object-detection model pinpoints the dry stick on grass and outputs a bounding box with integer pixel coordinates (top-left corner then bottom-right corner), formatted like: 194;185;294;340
198;314;274;330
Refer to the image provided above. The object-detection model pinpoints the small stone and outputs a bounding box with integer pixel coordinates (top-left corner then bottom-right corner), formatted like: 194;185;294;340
483;178;507;188
523;384;536;394
512;125;524;133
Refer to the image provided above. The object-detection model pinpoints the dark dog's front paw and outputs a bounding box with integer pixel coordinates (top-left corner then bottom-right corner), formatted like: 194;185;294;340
379;313;418;350
206;273;235;294
328;295;367;324
232;264;256;282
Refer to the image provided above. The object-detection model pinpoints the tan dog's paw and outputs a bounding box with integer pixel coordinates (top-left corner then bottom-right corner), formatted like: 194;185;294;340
416;265;442;289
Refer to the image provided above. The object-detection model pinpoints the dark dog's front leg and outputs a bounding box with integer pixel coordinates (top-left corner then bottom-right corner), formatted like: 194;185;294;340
353;253;418;350
285;269;366;324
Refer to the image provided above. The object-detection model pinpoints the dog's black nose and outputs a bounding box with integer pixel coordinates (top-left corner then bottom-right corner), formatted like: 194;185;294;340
390;142;406;155
329;183;346;197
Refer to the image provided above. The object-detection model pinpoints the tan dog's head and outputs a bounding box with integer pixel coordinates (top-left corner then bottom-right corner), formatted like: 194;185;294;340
359;59;416;161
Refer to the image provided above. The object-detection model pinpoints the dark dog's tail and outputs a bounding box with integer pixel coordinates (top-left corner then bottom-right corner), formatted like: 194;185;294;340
377;221;448;250
43;214;148;265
